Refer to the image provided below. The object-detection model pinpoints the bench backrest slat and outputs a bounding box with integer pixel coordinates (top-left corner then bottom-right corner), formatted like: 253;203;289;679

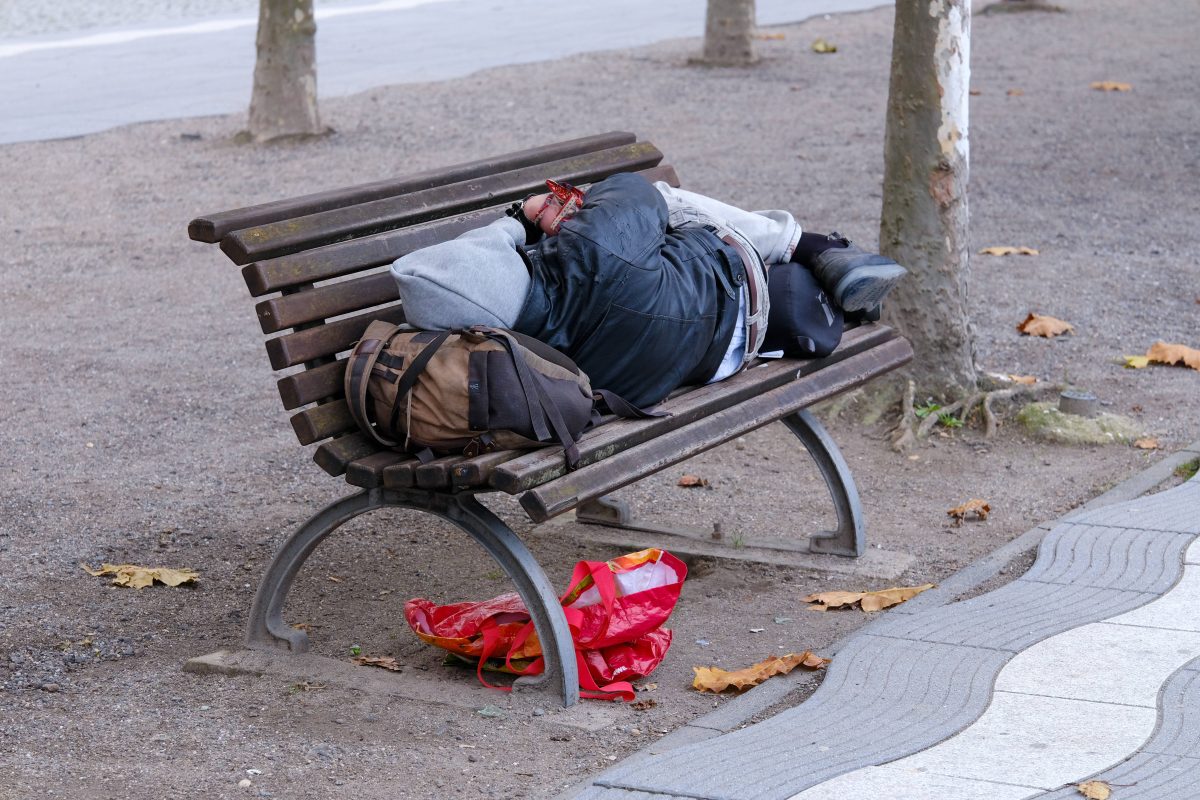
189;131;637;243
291;400;357;446
278;360;345;410
256;271;398;334
251;165;680;335
265;305;406;370
221;142;664;264
242;206;506;296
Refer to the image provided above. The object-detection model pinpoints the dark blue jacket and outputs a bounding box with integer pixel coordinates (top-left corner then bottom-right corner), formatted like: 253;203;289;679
512;173;745;408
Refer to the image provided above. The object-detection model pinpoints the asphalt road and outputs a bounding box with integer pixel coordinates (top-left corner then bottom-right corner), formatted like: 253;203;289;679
0;0;887;144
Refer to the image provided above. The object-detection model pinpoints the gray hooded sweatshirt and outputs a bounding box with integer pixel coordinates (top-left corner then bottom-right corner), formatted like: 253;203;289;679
389;215;531;330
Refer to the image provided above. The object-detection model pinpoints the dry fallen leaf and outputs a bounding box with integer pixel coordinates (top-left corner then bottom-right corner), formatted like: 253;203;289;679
692;651;828;693
979;246;1039;256
811;38;837;53
1009;374;1038;385
80;563;198;589
1146;341;1200;371
1017;313;1074;338
1134;437;1160;450
948;498;991;526
352;655;403;672
1123;355;1151;369
803;584;935;612
631;698;658;710
1091;81;1132;92
677;475;710;488
1007;88;1024;96
327;575;344;583
755;32;785;40
1077;780;1112;800
969;89;982;96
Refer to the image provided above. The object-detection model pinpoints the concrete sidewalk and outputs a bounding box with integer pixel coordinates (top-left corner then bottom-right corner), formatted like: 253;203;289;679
570;443;1200;800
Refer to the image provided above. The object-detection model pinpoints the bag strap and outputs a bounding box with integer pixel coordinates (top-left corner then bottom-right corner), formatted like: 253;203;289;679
386;329;452;444
345;320;404;447
594;389;667;420
484;330;587;468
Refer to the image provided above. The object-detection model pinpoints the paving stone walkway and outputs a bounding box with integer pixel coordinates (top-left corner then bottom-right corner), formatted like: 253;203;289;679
569;450;1200;800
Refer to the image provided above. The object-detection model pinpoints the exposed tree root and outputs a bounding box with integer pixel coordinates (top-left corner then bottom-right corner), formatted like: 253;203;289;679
890;380;919;452
892;379;1060;449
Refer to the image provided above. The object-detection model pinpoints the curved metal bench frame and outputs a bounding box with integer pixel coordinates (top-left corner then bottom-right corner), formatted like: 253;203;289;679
240;409;862;708
245;487;580;706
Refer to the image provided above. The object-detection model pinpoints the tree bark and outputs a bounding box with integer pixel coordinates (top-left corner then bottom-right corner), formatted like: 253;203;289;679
697;0;758;66
879;0;977;397
247;0;323;141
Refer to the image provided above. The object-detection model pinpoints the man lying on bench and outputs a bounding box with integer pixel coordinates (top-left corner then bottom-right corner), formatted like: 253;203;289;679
391;172;907;408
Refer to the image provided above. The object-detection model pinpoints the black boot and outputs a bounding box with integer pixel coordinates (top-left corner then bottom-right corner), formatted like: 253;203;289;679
810;234;907;313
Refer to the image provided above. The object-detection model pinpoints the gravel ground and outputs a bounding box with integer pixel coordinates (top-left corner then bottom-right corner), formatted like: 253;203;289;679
1;0;1197;798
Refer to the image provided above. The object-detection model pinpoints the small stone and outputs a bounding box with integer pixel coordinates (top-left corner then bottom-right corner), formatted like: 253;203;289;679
238;778;252;788
200;705;211;711
467;754;479;763
476;705;505;718
40;682;60;692
362;713;380;723
334;718;346;725
531;707;545;717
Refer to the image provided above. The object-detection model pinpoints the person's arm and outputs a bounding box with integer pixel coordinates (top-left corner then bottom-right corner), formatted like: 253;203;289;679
652;182;801;265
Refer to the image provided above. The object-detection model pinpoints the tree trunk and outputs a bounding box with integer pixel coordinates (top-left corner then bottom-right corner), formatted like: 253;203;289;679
247;0;323;141
879;0;976;397
697;0;758;66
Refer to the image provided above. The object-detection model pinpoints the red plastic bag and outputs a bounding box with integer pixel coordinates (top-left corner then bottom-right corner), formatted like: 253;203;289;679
404;548;687;701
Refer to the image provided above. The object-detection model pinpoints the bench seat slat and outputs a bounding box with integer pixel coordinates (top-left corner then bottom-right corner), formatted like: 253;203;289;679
220;142;664;265
188;131;637;243
414;455;464;489
313;432;378;477
451;450;527;489
265;305;405;371
518;336;915;522
488;324;896;494
345;451;412;488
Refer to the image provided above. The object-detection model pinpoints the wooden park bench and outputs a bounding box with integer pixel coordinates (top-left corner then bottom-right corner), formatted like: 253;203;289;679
187;132;913;707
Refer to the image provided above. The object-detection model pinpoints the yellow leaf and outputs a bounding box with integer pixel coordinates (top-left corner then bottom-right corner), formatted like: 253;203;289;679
948;498;991;525
80;562;198;589
677;474;709;488
1091;81;1132;92
1146;341;1200;371
1133;437;1160;450
692;651;828;693
802;584;934;612
979;246;1039;256
1077;780;1112;799
1123;355;1151;369
811;38;837;53
1017;313;1074;338
352;655;403;672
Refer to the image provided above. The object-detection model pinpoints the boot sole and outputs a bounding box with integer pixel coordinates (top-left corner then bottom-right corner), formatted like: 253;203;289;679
832;264;908;312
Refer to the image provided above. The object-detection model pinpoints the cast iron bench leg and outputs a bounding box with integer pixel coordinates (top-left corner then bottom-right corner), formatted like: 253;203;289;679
781;409;865;557
245;487;580;707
